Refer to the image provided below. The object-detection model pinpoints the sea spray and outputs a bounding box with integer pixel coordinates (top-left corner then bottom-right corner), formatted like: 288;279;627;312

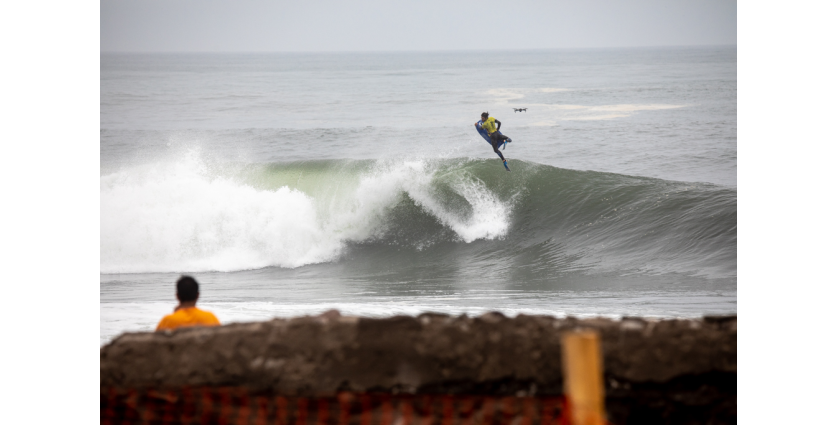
100;155;341;272
100;156;514;273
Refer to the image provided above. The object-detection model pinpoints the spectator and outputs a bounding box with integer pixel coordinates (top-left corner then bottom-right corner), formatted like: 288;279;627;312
156;275;220;331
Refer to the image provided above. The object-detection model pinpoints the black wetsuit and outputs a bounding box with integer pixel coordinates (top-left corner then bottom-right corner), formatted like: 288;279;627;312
488;122;510;161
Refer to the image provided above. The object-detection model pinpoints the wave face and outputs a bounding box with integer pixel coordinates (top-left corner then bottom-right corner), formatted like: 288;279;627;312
100;155;736;279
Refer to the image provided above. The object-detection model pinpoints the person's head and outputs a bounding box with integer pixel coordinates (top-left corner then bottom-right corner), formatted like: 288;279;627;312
176;275;200;303
481;112;489;120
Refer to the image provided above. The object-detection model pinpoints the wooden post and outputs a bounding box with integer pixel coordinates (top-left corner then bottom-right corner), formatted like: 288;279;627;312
561;330;606;425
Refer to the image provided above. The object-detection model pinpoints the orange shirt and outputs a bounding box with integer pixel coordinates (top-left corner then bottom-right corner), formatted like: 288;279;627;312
156;306;220;331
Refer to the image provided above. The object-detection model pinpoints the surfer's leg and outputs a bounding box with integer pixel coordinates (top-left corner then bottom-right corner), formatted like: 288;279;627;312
491;131;510;143
495;134;510;149
491;137;506;161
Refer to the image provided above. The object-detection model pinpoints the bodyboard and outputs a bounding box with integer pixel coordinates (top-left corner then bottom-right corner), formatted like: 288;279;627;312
475;121;504;146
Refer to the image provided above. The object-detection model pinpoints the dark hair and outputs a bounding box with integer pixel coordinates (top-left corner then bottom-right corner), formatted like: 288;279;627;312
176;275;199;302
481;112;489;118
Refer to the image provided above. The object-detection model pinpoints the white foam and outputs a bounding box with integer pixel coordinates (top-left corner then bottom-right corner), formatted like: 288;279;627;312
350;159;510;243
101;154;342;273
481;87;686;123
486;87;570;105
408;174;509;242
485;88;527;104
512;103;688;125
100;155;511;274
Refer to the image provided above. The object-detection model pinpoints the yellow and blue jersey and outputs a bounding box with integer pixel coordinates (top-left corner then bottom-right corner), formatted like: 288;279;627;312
480;117;498;133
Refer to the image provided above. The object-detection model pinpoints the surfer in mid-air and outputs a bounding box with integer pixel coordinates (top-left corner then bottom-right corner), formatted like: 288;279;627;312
475;112;513;171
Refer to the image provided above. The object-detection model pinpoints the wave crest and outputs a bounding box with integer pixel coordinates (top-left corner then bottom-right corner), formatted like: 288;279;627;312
100;155;511;273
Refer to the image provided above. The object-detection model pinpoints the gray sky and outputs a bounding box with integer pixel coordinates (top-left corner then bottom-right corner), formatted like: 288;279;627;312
101;0;736;52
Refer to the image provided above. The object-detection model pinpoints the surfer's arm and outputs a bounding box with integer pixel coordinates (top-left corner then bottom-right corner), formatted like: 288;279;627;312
495;120;501;131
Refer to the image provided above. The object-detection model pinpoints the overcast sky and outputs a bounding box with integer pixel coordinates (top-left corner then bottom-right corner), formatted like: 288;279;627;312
101;0;736;53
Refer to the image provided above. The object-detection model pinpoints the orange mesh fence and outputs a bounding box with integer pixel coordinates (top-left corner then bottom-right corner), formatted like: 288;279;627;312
101;388;570;425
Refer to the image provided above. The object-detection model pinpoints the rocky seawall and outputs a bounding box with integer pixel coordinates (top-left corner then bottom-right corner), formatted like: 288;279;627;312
100;312;736;424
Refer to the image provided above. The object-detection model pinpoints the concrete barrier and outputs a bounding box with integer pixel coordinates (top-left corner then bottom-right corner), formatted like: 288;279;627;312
101;312;736;424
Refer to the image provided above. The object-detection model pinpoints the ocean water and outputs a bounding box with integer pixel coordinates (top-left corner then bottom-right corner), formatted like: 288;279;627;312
100;47;737;345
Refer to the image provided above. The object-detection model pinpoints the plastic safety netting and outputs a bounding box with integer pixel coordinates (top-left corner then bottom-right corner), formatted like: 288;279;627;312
101;388;570;425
